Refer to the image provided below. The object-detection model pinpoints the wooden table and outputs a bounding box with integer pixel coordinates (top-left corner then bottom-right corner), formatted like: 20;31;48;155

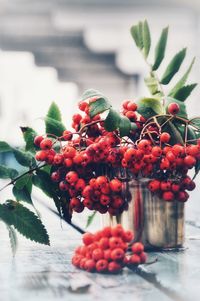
1;186;200;301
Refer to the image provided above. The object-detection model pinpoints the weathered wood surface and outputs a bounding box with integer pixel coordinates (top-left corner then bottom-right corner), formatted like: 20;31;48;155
1;183;200;301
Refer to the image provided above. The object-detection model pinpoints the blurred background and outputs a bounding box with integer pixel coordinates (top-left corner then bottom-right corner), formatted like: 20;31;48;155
0;0;200;224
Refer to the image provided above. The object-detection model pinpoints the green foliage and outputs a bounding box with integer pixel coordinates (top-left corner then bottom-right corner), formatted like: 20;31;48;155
165;97;188;118
13;148;35;167
137;97;164;119
0;141;12;153
0;201;49;245
152;27;168;70
161;119;184;145
160;48;186;84
118;116;132;137
82;89;104;101
7;224;18;256
13;184;32;204
144;75;160;96
142;20;151;58
130;20;151;58
45;102;66;137
33;169;54;198
168;58;195;97
86;211;97;228
104;109;121;132
89;97;111;118
0;165;18;179
47;101;62;121
172;84;197;101
20;127;37;153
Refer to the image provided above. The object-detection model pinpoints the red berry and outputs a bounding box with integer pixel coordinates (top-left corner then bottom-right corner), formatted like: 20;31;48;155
40;138;53;150
92;248;104;261
99;237;109;250
111;248;125;261
53;154;64;165
162;191;174;202
82;233;94;246
35;150;47;161
184;155;196;168
131;242;144;254
34;135;44;146
65;171;79;184
160;181;171;191
109;237;123;249
171;183;180;192
160;132;171;143
152;146;162;157
85;259;96;272
127;102;137;111
51;171;60;182
177;191;189;202
140;252;147;263
130;254;141;265
148;180;160;192
96;259;108;272
108;261;122;273
101;226;111;238
63;146;76;158
122;230;134;242
63;130;73;141
110;179;122;192
168;102;180;115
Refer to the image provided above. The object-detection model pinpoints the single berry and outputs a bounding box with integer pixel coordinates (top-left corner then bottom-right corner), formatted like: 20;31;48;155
168;102;180;115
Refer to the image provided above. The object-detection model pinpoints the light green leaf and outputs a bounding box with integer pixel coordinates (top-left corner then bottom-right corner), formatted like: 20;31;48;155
0;141;12;153
47;102;62;122
0;165;18;179
86;211;97;228
119;116;132;137
168;58;195;97
152;27;168;70
20;127;37;153
81;89;105;101
137;97;164;119
165;97;188;118
130;24;142;49
45;117;66;137
0;201;50;245
142;20;151;58
104;109;121;132
89;97;111;118
144;75;159;95
160;48;187;84
172;84;197;102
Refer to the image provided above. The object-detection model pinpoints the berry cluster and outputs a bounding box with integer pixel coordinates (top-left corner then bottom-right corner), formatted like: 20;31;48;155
72;225;147;273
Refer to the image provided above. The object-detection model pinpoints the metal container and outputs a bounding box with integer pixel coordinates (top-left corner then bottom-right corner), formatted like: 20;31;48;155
102;174;185;250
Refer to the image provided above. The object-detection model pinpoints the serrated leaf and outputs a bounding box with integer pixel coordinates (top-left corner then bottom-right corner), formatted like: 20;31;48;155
0;141;12;153
86;211;97;228
172;84;197;101
89;97;111;118
0;165;18;179
165;97;187;118
32;170;54;198
15;174;30;189
160;48;187;84
142;20;151;58
13;148;35;167
20;127;37;153
144;75;159;95
47;102;62;122
119;116;131;137
168;58;195;97
81;89;104;101
6;224;18;256
130;24;142;49
13;185;32;204
190;117;200;129
45;117;66;137
137;97;164;119
152;27;168;70
0;201;49;245
104;109;121;132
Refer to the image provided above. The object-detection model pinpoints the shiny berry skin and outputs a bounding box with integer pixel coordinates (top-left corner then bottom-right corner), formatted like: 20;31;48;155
152;146;162;157
96;259;108;272
168;102;180;115
127;102;137;111
160;181;171;191
75;178;86;192
187;145;200;156
92;248;104;261
62;130;73;141
40;138;53;150
162;191;174;202
85;259;96;272
111;224;124;237
99;237;109;250
172;145;184;156
63;146;76;158
35;150;47;161
137;139;151;151
100;194;110;206
53;154;64;165
171;183;180;192
34;135;44;146
160;132;171;143
123;230;134;242
111;248;125;261
131;242;144;254
130;254;141;265
65;171;79;184
51;171;60;182
108;261;122;273
177;191;189;202
82;233;94;246
109;237;123;249
110;179;122;192
184;155;196;168
148;180;160;192
64;158;73;168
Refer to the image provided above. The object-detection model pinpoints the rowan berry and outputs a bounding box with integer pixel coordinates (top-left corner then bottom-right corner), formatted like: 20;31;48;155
184;155;196;168
62;130;72;141
127;102;137;111
130;254;141;265
111;248;125;261
108;261;122;273
35;150;47;161
160;181;171;191
96;259;108;272
162;191;174;202
109;237;123;249
168;102;180;115
100;194;110;206
82;233;94;246
34;135;44;146
53;154;64;165
99;237;109;250
148;180;161;192
160;132;171;143
40;138;53;150
92;248;104;261
51;171;60;182
140;252;147;263
65;171;79;184
110;179;122;192
85;259;96;272
131;242;144;254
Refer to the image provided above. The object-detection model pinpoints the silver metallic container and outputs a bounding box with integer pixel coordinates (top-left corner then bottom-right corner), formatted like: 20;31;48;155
102;174;185;250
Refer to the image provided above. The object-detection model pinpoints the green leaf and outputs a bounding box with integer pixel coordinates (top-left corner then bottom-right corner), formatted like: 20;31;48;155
160;48;187;84
0;141;12;153
130;24;142;49
13;148;35;167
7;224;18;256
190;117;200;129
81;89;104;101
118;116;131;137
152;27;168;70
89;97;111;118
168;58;195;97
165;97;188;118
144;75;159;95
137;97;164;119
0;201;49;245
32;170;54;198
172;84;197;101
161;119;184;145
13;185;32;204
104;109;121;132
0;165;18;179
45;117;66;137
47;102;62;122
20;127;37;153
86;211;97;228
142;20;151;58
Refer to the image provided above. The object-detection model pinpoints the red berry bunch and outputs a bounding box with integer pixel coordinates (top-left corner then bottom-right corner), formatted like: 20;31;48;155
72;225;147;273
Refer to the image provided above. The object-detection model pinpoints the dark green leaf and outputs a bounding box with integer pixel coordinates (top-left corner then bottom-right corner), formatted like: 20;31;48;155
168;58;195;97
86;211;97;228
104;109;121;132
162;119;184;145
45;117;66;137
137;97;164;119
89;97;111;118
165;97;188;118
142;20;151;58
0;201;50;245
0;141;12;153
152;27;168;70
172;84;197;101
190;118;200;129
33;170;54;198
7;224;18;256
13;185;32;204
20;127;37;153
13;148;35;167
0;165;18;179
81;89;104;101
130;24;142;49
15;174;30;189
119;116;131;137
160;48;187;84
47;102;62;122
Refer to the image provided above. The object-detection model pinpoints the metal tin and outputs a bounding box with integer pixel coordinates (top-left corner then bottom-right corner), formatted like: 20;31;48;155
102;176;185;250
